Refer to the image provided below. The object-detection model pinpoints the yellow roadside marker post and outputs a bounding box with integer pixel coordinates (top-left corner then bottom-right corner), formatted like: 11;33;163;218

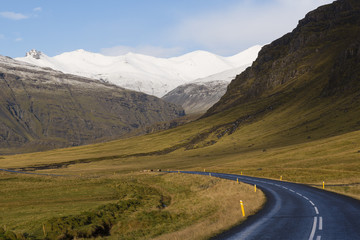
240;200;245;217
43;224;46;237
241;171;243;175
280;175;283;181
323;181;325;189
254;184;257;192
204;169;205;172
237;178;239;183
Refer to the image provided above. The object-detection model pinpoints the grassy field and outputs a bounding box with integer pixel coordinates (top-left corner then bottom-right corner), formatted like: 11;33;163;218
0;171;264;240
1;90;359;196
1;51;360;238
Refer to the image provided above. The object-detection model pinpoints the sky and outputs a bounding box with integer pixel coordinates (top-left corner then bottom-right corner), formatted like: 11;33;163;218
1;0;334;58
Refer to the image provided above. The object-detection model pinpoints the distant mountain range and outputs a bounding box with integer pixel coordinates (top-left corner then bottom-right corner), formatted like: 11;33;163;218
16;46;261;98
0;55;184;154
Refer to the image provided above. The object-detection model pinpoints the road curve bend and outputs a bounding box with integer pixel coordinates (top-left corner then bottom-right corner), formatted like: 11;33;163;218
175;171;360;240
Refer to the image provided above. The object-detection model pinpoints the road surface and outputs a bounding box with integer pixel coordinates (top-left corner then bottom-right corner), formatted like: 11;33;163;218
176;171;360;240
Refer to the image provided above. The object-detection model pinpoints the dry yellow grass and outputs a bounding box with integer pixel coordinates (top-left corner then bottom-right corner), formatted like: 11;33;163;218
0;171;265;239
149;173;265;240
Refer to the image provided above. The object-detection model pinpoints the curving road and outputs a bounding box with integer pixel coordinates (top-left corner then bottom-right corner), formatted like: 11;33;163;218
175;171;360;240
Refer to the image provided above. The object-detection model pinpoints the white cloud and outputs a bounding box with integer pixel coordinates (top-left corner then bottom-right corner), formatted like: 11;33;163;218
33;7;42;12
170;0;333;56
15;37;23;42
0;11;28;20
100;45;184;58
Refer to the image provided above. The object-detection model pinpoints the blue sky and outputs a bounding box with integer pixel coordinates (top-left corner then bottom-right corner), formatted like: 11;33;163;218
1;0;333;58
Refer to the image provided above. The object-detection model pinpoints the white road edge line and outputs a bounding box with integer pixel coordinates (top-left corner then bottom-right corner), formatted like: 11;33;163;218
303;196;309;200
309;216;318;240
316;236;321;240
319;216;323;230
314;207;319;215
309;200;315;206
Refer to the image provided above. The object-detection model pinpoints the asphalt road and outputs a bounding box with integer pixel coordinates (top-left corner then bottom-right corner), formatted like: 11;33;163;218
176;171;360;240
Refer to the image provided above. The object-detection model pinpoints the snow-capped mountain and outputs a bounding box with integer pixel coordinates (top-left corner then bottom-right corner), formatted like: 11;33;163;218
162;65;250;114
16;46;262;97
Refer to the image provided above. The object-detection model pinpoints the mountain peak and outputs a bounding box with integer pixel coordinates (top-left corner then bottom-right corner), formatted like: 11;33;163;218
16;46;261;97
25;49;43;59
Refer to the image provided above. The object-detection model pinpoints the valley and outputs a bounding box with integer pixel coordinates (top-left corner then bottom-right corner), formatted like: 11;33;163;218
1;0;360;239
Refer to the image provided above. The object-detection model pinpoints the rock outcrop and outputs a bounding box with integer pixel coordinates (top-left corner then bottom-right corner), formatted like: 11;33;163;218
206;0;360;116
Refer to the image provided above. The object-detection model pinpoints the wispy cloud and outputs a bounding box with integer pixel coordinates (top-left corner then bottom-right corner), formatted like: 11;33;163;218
0;11;28;20
33;7;42;12
15;37;23;42
100;45;184;58
170;0;333;55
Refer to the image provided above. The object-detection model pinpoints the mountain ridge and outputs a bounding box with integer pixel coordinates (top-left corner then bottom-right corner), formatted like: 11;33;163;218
206;0;360;117
16;46;262;97
0;55;184;154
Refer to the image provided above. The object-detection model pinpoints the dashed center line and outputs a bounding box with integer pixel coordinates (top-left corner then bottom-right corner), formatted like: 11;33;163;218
275;184;322;240
242;177;323;240
314;207;319;215
309;216;318;240
319;217;323;230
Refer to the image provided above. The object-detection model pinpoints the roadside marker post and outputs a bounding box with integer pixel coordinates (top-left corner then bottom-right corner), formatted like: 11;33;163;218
280;175;282;181
254;184;257;192
241;171;243;175
240;200;245;217
42;224;46;237
237;178;239;183
209;173;211;177
323;181;325;189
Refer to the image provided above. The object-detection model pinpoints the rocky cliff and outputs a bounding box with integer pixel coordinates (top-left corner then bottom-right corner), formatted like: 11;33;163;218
0;56;184;154
206;0;360;116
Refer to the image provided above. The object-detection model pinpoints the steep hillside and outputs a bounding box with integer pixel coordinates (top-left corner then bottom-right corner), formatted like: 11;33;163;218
0;56;184;154
207;0;360;117
16;46;261;97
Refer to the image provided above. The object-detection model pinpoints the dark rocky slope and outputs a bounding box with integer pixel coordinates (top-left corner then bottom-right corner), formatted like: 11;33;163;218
206;0;360;117
162;80;228;114
0;56;184;154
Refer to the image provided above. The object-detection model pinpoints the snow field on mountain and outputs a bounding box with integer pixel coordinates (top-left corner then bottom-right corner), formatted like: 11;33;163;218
16;45;262;97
